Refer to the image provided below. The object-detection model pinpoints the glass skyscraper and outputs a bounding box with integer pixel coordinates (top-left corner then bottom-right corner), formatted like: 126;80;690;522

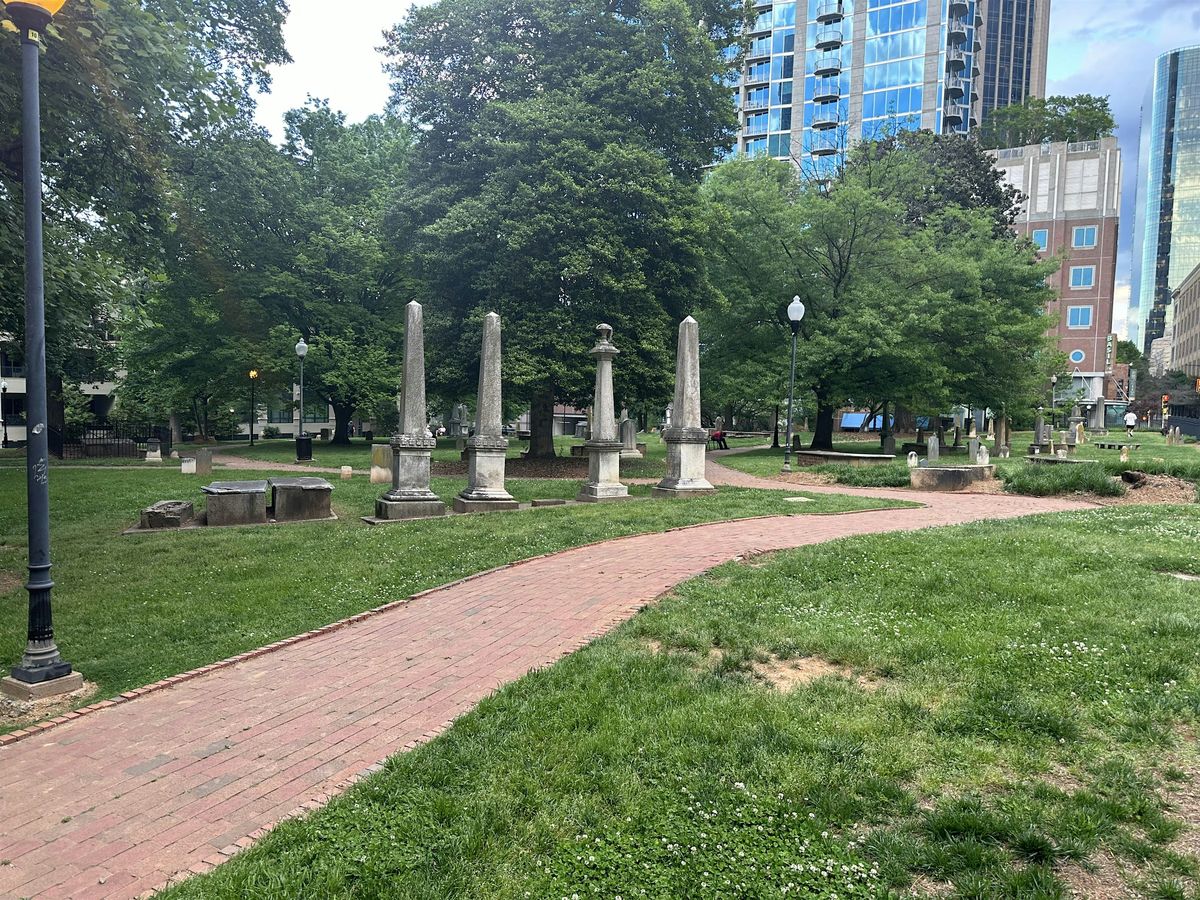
978;0;1050;124
734;0;1049;175
1129;45;1200;354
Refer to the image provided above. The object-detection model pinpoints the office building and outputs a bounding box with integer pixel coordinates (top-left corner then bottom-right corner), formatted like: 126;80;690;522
1170;262;1200;377
1129;45;1200;353
978;0;1050;124
735;0;1050;174
990;137;1124;425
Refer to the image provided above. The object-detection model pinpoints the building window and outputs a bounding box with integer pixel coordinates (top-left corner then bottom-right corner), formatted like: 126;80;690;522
1069;349;1086;364
1072;225;1097;249
267;391;294;424
1069;266;1095;289
1067;306;1094;329
1031;229;1048;251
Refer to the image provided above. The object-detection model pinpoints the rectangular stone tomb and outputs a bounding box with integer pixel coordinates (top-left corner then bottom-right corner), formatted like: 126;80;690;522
270;477;334;522
201;481;269;526
139;500;195;530
1024;456;1103;467
909;465;995;491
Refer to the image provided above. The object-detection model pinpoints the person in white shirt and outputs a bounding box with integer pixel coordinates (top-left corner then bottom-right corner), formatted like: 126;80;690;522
1124;410;1138;438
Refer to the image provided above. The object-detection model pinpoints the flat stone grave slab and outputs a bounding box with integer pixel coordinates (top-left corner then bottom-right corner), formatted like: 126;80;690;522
1024;456;1102;466
793;450;896;467
270;477;335;522
1094;442;1141;450
909;465;996;492
201;480;269;526
139;500;195;530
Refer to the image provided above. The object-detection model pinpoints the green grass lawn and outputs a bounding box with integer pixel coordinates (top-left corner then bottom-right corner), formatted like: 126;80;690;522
0;467;902;711
165;504;1200;899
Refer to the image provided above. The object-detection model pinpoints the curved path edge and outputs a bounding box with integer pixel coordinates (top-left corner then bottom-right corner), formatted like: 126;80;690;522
0;476;1091;899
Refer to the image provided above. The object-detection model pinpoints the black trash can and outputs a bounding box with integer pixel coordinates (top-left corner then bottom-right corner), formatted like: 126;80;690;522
295;434;313;461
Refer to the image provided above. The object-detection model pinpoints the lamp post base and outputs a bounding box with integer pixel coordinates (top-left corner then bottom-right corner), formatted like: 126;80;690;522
2;670;82;702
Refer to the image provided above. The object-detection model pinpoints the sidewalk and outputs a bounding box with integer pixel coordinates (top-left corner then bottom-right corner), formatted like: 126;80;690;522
0;465;1090;898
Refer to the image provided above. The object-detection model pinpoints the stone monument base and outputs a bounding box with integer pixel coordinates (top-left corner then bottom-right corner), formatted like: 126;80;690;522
1;670;84;702
652;483;716;499
577;442;630;502
373;497;447;521
453;496;520;513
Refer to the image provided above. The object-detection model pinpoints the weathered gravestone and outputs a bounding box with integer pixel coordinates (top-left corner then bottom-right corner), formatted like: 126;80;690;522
927;434;940;463
455;312;519;512
579;324;631;502
654;316;715;498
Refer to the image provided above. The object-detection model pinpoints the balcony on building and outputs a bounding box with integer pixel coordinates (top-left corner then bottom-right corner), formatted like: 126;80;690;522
814;54;842;76
945;46;966;70
947;18;967;42
949;0;968;15
815;27;843;50
811;134;840;156
812;104;840;129
815;0;844;23
743;94;769;111
813;77;841;102
943;102;966;126
944;75;965;98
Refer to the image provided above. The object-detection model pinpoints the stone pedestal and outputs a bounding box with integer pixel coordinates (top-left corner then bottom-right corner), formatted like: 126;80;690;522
578;324;630;503
1;671;84;702
195;448;213;476
376;437;446;520
656;316;715;498
455;312;517;513
140;500;194;529
369;443;391;484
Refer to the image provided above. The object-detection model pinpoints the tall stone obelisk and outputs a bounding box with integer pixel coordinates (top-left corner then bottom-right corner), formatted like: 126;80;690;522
577;324;630;502
375;301;447;520
454;312;518;512
655;316;715;498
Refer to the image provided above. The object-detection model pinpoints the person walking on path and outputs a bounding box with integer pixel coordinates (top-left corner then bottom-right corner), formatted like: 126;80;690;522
1124;410;1138;439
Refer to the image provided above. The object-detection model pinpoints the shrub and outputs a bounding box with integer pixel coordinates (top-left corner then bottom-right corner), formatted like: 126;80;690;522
262;426;281;439
1000;463;1124;497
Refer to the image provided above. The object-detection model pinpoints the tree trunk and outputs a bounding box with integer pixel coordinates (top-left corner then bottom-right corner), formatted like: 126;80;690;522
330;401;353;445
528;387;556;457
169;412;183;445
880;400;890;446
811;401;836;450
772;403;780;448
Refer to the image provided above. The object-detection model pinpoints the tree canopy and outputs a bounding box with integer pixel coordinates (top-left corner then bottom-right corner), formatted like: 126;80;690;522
978;94;1116;150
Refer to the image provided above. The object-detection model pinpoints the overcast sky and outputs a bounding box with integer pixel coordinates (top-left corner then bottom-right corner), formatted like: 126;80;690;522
255;0;1200;339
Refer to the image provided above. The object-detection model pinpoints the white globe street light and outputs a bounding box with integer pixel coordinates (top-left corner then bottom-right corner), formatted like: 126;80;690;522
782;296;806;474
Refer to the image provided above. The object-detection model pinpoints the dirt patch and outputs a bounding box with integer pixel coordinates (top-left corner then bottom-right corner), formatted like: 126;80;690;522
1;679;98;731
774;471;839;486
901;875;954;897
1060;851;1138;899
0;571;21;595
751;655;884;692
1089;474;1198;507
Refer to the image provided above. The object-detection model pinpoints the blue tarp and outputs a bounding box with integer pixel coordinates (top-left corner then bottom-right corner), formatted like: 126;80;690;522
839;413;892;431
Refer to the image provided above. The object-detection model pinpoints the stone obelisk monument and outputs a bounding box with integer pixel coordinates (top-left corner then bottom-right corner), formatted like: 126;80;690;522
577;324;630;502
655;316;715;498
454;312;518;512
374;301;447;520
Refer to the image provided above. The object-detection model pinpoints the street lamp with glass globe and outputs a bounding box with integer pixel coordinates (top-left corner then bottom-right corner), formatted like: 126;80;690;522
248;370;259;446
1049;374;1058;428
1;0;80;699
782;296;806;474
295;338;312;461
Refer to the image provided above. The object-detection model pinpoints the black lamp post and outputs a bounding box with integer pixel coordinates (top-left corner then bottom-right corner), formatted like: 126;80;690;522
1;381;8;449
781;295;806;474
295;338;312;461
4;0;75;692
1049;374;1058;428
248;369;258;446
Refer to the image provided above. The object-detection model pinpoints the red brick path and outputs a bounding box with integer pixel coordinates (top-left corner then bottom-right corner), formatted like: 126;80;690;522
0;463;1090;898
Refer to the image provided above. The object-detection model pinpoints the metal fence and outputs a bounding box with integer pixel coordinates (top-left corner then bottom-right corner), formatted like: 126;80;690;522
49;424;173;460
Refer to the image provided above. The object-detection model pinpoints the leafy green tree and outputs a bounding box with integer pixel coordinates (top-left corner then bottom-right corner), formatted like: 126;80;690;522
0;0;289;382
978;95;1116;150
383;0;741;455
701;141;1056;450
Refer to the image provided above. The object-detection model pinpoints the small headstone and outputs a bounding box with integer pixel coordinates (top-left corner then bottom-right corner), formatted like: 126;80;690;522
792;433;802;451
1056;448;1068;459
952;426;962;447
169;450;180;460
927;434;940;463
181;457;197;475
977;444;990;466
195;448;213;476
907;451;919;468
531;498;567;507
340;465;353;480
1065;427;1076;447
370;443;391;484
620;418;642;459
1076;422;1086;444
882;435;896;455
999;445;1011;459
967;437;980;464
1120;447;1130;463
140;500;194;530
574;421;588;439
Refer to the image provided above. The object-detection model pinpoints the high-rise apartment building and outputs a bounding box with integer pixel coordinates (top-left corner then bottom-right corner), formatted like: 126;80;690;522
990;137;1124;426
735;0;1050;173
1129;45;1200;354
978;0;1050;123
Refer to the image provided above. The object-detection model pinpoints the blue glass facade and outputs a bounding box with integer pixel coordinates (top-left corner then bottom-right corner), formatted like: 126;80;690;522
735;0;992;171
1129;45;1200;353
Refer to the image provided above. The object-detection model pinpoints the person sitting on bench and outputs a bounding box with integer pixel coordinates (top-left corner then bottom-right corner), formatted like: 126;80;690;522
710;428;729;450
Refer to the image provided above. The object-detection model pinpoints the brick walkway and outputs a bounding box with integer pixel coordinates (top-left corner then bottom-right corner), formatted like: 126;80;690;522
0;464;1091;899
